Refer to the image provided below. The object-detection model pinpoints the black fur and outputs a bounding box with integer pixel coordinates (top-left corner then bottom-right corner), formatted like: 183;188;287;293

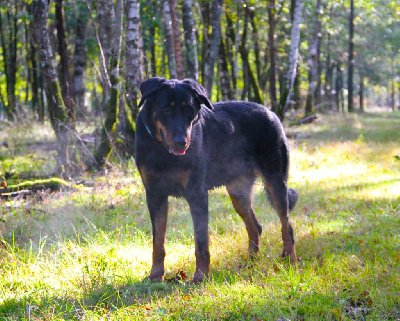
135;77;299;283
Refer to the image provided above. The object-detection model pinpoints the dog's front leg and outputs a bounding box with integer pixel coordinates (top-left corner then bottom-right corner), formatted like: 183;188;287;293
186;190;210;283
146;191;168;282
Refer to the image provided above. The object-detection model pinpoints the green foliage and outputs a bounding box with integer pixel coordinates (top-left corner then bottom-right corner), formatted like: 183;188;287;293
1;0;398;116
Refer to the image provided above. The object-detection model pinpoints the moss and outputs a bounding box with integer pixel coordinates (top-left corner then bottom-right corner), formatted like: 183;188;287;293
6;178;83;192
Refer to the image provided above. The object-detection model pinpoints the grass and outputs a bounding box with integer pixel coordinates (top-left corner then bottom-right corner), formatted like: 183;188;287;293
0;112;399;320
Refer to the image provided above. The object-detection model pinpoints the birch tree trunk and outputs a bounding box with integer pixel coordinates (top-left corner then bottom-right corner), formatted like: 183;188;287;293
125;0;142;116
33;0;73;174
277;0;303;119
162;0;177;79
305;0;322;114
72;0;88;116
169;0;184;79
182;0;198;80
93;0;124;167
203;0;223;96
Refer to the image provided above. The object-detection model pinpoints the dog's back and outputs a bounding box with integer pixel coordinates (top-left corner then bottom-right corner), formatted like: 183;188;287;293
197;102;292;194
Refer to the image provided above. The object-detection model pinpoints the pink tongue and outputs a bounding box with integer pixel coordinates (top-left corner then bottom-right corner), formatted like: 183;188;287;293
172;149;186;155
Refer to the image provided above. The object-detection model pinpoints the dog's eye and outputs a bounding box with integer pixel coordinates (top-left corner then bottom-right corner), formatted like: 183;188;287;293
162;106;171;113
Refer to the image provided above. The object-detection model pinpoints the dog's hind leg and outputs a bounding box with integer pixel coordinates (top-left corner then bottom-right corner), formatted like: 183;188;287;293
227;175;262;258
263;175;297;263
147;192;169;282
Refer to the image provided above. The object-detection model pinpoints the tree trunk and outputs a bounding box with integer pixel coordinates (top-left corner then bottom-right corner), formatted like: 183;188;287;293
267;0;277;110
149;23;157;76
277;0;303;119
203;0;223;97
162;0;177;79
324;32;333;105
391;79;396;112
148;0;157;76
96;0;114;111
182;0;198;81
359;75;364;112
122;0;142;156
33;0;73;175
239;9;262;105
169;0;184;79
125;0;142;117
335;63;340;111
240;9;249;101
72;0;88;117
391;59;396;111
250;11;261;83
305;0;321;114
315;33;322;105
219;37;232;100
348;0;354;112
225;11;239;97
94;0;124;167
0;7;18;119
55;0;74;120
27;3;42;119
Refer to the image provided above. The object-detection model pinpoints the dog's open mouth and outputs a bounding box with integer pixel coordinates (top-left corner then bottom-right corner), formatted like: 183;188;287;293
160;129;188;156
168;147;187;156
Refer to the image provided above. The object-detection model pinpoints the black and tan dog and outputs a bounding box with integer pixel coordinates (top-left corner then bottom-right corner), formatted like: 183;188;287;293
136;77;299;283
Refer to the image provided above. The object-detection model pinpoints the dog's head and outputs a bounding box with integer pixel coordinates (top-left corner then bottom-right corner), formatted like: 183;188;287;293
138;77;213;156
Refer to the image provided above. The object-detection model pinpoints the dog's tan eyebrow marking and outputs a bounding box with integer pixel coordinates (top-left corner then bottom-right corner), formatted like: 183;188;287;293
171;101;175;106
182;101;186;106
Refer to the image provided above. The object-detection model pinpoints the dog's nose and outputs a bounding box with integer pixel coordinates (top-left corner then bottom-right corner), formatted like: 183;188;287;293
173;134;187;148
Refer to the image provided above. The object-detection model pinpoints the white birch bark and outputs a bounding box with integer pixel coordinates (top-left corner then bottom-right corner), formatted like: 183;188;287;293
125;0;142;113
284;0;304;110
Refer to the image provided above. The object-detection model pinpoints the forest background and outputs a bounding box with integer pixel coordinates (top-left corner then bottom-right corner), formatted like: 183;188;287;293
0;0;399;172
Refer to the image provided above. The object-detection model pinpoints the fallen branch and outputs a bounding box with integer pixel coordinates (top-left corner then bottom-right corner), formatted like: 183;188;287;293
0;190;32;199
297;113;319;125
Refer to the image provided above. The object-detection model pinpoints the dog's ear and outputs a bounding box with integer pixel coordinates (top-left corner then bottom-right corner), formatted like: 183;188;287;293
182;78;213;110
138;77;167;108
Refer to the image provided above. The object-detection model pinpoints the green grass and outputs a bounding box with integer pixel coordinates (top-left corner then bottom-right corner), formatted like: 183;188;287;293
0;112;399;320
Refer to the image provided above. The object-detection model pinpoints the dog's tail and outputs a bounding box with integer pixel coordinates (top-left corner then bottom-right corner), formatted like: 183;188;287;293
267;188;299;212
288;188;299;212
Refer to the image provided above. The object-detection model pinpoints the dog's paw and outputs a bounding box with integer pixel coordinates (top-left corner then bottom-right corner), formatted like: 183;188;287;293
189;277;205;285
148;272;164;282
281;247;297;265
190;270;208;284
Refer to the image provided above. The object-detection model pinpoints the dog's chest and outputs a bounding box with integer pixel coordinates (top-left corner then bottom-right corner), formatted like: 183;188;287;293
138;158;194;196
